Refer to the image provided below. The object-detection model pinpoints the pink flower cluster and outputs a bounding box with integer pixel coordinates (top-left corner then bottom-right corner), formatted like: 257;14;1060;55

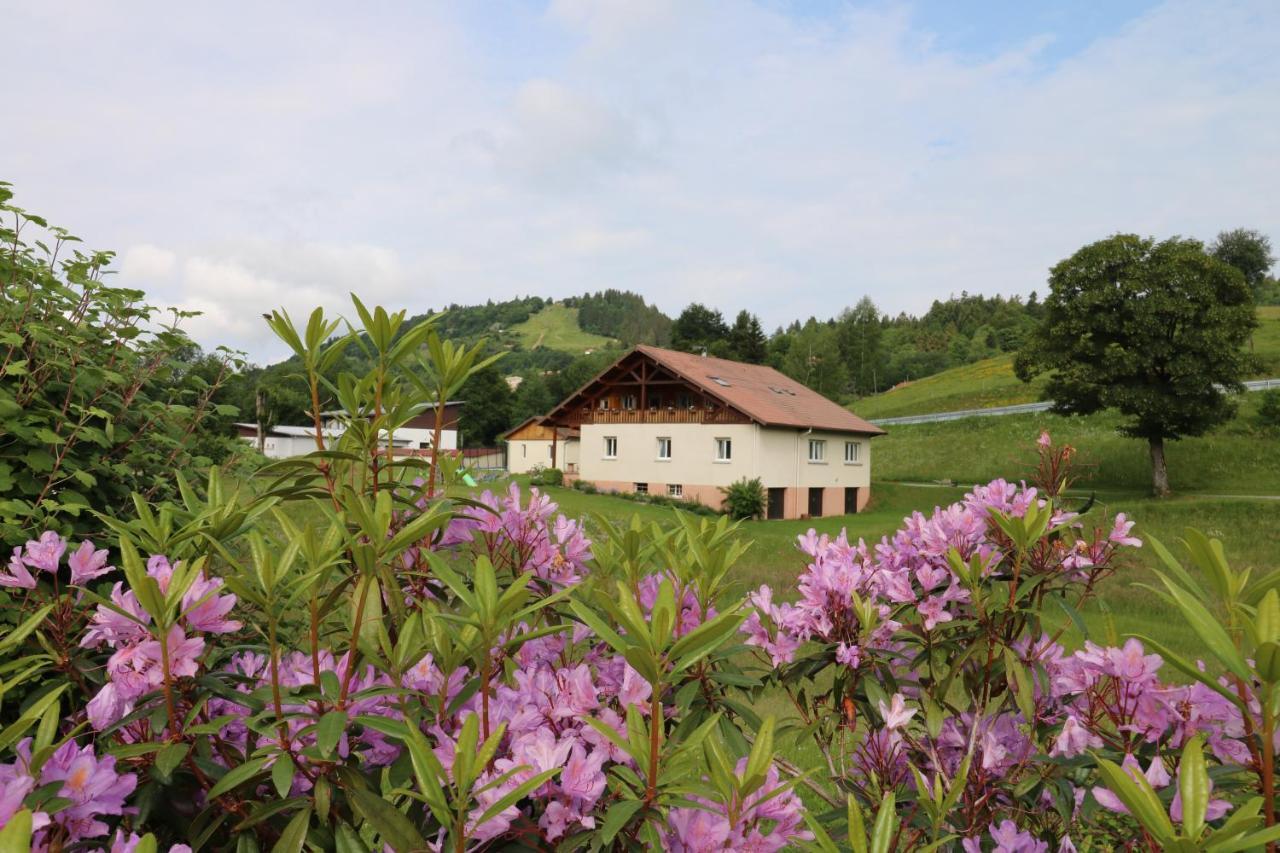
665;760;811;852
0;738;135;849
438;483;593;588
81;554;241;731
1;531;112;589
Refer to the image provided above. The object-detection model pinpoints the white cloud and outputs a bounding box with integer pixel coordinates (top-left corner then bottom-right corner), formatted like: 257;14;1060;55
2;0;1277;361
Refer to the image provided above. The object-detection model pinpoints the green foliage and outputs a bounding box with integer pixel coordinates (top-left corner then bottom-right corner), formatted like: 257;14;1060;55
781;319;849;399
671;303;729;354
1258;389;1280;430
571;289;672;346
727;310;768;363
528;465;563;486
0;183;245;543
720;477;766;520
457;364;513;447
1016;234;1257;495
1210;228;1275;299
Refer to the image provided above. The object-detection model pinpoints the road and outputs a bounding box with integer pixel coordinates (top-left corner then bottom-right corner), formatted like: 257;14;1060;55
871;378;1280;426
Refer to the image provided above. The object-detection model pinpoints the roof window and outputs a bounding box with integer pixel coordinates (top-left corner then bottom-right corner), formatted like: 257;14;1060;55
708;376;732;387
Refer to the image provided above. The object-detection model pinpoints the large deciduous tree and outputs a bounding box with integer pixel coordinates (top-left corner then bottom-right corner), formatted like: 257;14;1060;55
1210;228;1275;299
1014;234;1256;497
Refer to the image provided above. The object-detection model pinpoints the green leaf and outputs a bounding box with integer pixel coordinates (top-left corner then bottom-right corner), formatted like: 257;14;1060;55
1094;756;1176;844
0;809;33;852
271;807;312;853
601;797;644;843
1179;735;1208;841
1138;578;1250;680
272;754;296;799
316;710;347;758
206;755;271;801
869;791;896;853
347;787;428;852
155;742;190;780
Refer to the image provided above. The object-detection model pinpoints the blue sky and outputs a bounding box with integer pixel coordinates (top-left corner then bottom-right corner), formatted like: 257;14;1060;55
4;0;1275;362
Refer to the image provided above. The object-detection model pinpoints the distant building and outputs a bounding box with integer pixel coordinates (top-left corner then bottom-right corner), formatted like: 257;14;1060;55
235;401;465;459
502;417;579;475
320;402;463;452
505;375;524;392
233;423;338;459
537;346;884;519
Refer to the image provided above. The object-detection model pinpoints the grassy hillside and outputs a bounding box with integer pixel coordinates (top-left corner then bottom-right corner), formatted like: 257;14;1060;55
508;304;615;353
854;354;1041;419
855;306;1280;420
872;394;1280;494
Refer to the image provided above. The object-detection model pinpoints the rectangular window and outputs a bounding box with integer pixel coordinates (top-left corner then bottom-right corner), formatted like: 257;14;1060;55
597;398;609;410
522;443;527;458
621;394;638;411
844;441;860;463
635;483;648;494
667;484;683;498
715;437;732;461
604;436;618;458
657;437;672;460
808;439;826;463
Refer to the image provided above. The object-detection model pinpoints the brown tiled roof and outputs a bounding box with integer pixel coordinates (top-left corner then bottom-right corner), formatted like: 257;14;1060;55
631;345;885;435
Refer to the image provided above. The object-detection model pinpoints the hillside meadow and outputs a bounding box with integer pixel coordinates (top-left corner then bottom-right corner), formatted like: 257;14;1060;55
853;305;1280;419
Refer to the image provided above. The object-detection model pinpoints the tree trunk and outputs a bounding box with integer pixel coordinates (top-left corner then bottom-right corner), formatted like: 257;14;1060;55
1149;436;1171;498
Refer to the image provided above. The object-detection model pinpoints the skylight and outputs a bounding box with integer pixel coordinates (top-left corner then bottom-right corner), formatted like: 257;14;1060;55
708;376;731;387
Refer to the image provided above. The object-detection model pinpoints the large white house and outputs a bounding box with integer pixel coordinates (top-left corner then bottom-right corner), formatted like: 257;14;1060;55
539;345;885;519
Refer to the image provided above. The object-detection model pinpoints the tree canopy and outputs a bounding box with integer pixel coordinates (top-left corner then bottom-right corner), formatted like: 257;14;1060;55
1015;233;1257;496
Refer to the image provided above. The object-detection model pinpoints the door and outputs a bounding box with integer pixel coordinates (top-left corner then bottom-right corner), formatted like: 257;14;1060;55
767;488;785;520
807;487;824;518
844;487;860;514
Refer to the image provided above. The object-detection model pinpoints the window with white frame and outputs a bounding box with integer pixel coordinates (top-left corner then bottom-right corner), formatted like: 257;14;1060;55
604;436;618;458
657;437;672;460
715;437;732;461
597;398;609;410
808;439;826;462
634;483;648;494
844;441;860;463
621;394;638;411
667;484;683;498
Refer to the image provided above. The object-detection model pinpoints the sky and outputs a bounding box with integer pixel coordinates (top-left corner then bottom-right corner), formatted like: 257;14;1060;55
5;0;1278;363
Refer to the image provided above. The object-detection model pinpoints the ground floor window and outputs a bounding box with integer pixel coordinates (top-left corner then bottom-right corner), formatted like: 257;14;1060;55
635;483;648;494
667;483;683;498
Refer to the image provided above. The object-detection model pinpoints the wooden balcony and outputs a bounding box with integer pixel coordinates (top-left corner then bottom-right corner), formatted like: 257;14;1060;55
573;407;750;426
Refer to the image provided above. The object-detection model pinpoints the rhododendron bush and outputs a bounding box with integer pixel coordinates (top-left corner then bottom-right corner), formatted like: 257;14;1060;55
2;300;1279;852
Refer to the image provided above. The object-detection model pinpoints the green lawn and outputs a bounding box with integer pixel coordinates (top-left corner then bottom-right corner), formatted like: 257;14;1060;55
507;304;615;353
872;395;1280;495
853;307;1280;420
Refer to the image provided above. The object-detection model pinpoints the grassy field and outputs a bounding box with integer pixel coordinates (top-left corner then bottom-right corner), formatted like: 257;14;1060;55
872;395;1280;495
853;306;1280;420
508;304;615;353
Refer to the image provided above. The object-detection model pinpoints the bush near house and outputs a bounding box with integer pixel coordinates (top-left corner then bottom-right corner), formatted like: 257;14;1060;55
720;476;766;520
4;302;1280;849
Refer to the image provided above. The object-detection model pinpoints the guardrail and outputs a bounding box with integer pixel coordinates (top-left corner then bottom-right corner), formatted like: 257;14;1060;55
871;378;1280;426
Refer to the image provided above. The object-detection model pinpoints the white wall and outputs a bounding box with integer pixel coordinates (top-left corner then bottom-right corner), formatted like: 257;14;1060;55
756;429;871;490
578;423;759;487
507;438;555;474
578;423;871;489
